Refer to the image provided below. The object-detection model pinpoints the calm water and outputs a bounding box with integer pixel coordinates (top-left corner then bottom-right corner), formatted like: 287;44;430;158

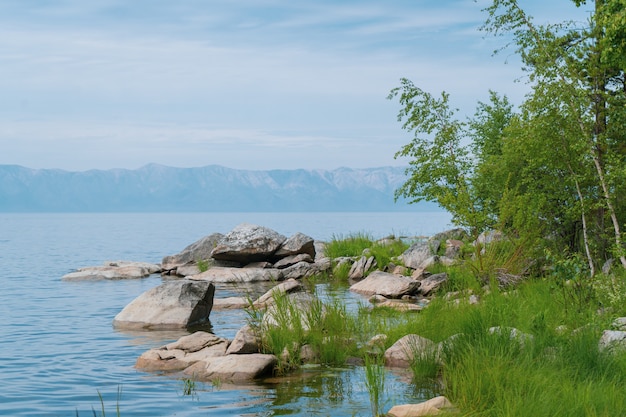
0;212;452;417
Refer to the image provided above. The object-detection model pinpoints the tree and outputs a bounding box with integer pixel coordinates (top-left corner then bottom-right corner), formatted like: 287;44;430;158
482;0;626;270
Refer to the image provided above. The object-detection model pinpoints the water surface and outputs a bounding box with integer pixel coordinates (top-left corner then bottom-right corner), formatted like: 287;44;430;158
0;212;451;416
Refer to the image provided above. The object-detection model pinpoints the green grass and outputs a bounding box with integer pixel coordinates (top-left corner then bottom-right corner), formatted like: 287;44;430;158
248;234;626;416
324;232;374;258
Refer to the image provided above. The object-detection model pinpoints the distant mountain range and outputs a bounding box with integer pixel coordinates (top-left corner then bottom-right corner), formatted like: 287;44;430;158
0;164;441;212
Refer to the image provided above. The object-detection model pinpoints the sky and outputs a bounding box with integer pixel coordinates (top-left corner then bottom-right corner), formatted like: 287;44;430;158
0;0;592;172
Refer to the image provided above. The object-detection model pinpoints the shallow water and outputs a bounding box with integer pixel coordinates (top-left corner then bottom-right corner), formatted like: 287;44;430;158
0;212;451;416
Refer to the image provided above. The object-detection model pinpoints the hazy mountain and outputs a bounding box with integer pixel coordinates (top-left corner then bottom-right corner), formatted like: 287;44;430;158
0;164;441;212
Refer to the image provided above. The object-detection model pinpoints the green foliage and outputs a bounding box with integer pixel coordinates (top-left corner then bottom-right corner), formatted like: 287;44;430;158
196;259;210;273
368;238;409;270
363;354;386;417
391;0;626;271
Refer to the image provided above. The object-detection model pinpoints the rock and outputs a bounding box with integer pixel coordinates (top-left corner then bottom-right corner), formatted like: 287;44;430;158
387;396;455;417
253;279;303;307
273;254;313;269
445;239;464;258
375;299;423;312
419;273;448;296
161;233;224;271
176;264;201;277
384;334;438;368
612;317;626;331
275;232;316;259
369;294;388;304
348;256;377;280
350;271;420;298
299;344;318;363
210;223;286;263
431;228;468;243
313;241;327;262
62;261;161;281
488;326;534;346
282;261;326;280
474;230;504;248
599;330;626;352
189;266;283;283
244;261;273;269
402;241;438;269
226;325;260;354
212;297;249;310
262;292;318;329
183;353;277;382
136;331;229;372
113;280;215;330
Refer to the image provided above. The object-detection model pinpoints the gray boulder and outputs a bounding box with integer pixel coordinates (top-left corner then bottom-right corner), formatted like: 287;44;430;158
189;266;283;283
419;273;448;296
281;261;327;280
273;253;313;269
210;223;286;263
183;353;277;382
161;233;224;271
350;271;420;298
402;241;438;269
275;232;316;259
113;280;215;330
348;256;377;280
599;330;626;352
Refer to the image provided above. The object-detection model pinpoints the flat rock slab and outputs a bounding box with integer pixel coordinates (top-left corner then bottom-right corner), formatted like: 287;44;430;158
189;266;284;283
113;280;215;330
62;261;161;281
350;271;420;298
183;353;277;382
136;332;229;372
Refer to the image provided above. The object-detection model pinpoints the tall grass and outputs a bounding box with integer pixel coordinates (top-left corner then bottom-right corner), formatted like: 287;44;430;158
363;354;386;417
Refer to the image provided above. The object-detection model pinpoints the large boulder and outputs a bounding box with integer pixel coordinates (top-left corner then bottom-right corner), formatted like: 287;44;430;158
136;331;229;371
274;232;316;259
183;353;277;382
189;266;283;283
62;261;161;281
113;280;215;330
384;334;438;368
349;271;420;298
210;223;286;264
161;233;224;271
402;241;438;270
253;279;303;307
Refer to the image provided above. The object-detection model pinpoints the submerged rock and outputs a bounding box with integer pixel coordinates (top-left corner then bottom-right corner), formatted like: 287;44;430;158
62;261;161;281
183;353;277;382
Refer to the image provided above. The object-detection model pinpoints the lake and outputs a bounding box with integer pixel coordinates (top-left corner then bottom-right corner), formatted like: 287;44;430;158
0;211;452;416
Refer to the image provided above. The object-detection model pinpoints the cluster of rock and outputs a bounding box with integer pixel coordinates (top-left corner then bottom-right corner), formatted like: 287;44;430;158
67;223;476;416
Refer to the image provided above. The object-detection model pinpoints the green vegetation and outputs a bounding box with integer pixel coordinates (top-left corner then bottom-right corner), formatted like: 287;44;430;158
389;0;626;275
245;228;626;416
196;259;210;273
